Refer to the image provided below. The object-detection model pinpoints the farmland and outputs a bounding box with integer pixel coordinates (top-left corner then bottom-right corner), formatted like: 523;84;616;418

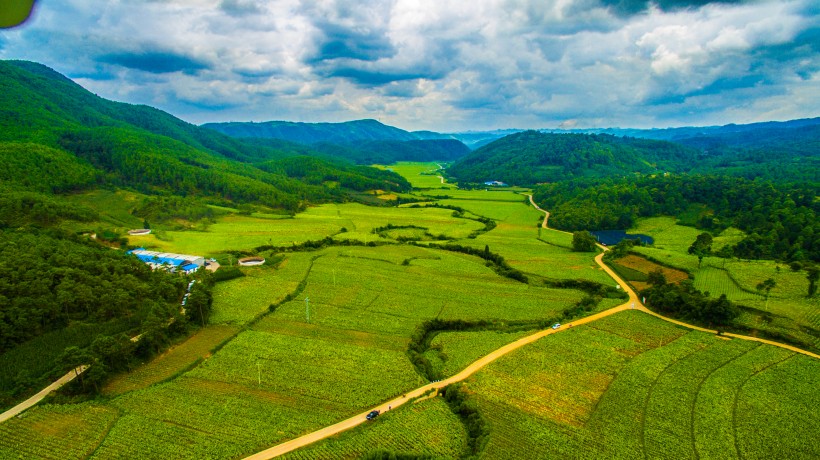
280;398;468;460
102;325;238;396
623;217;820;351
461;310;820;459
374;162;454;189
2;163;818;460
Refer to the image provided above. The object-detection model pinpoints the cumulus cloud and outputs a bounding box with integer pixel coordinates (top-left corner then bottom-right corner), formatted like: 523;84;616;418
0;0;816;130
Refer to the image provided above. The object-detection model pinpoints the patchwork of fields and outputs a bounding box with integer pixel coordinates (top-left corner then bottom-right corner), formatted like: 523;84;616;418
627;217;820;351
2;163;818;460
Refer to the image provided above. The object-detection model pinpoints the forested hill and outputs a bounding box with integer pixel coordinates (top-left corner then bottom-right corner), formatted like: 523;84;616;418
447;130;698;186
203;119;471;164
0;60;411;214
203;119;419;144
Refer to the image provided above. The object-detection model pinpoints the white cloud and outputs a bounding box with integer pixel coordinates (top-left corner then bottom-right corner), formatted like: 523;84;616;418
0;0;817;130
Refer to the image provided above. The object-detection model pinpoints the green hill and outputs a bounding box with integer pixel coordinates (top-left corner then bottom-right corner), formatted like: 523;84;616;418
0;60;411;216
447;130;698;186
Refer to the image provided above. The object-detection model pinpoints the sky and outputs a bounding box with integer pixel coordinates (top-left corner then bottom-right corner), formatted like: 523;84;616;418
1;0;818;132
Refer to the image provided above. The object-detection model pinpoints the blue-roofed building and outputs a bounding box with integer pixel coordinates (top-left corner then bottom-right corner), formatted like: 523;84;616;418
128;248;205;274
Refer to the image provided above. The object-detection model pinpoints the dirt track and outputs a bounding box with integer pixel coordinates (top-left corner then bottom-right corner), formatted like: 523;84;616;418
0;366;87;424
244;196;819;459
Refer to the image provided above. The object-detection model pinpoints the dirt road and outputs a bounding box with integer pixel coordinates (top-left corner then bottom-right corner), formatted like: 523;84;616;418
245;197;817;458
0;365;87;424
244;250;640;459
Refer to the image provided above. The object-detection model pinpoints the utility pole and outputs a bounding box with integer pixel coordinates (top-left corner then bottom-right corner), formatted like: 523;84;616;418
305;297;310;323
256;360;261;387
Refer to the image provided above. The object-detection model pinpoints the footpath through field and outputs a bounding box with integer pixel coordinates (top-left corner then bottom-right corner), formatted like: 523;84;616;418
245;195;820;459
0;366;87;424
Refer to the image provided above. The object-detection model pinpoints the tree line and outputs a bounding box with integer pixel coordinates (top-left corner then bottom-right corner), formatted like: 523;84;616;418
533;175;819;262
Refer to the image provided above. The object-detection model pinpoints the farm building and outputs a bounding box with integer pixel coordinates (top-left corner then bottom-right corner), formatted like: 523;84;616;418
128;248;205;274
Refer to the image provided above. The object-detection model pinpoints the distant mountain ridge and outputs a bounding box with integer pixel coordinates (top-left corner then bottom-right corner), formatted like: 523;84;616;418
203;119;420;144
203;119;471;164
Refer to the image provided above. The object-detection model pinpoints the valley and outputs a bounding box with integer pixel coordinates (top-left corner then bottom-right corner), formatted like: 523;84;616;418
0;57;817;460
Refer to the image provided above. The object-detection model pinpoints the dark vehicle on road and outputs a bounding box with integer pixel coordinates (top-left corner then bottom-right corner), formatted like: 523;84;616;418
366;410;380;420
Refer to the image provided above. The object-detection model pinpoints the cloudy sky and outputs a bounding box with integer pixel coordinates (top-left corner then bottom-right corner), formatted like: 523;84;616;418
1;0;818;131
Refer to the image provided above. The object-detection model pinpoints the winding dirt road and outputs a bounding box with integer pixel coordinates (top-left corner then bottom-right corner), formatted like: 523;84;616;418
244;194;819;459
0;366;87;424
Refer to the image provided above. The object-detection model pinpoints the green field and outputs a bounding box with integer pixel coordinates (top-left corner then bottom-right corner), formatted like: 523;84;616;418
464;310;819;459
374;162;454;189
209;253;317;325
280;397;468;460
103;325;238;396
5;164;816;460
627;217;820;351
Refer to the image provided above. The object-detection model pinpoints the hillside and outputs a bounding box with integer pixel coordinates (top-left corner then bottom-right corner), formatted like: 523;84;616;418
0;60;411;215
447;130;698;186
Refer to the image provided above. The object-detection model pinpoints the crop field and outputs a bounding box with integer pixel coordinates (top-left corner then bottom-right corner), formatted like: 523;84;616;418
375;162;454;189
627;218;819;350
209;253;317;325
128;213;342;255
0;403;120;460
103;324;238;396
631;217;704;254
270;247;585;336
611;254;689;291
419;188;529;202
424;329;532;378
280;397;468;460
456;310;820;459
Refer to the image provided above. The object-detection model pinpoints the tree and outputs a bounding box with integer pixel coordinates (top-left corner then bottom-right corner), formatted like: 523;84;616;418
756;277;776;309
571;231;597;252
688;232;713;267
647;269;667;287
807;266;819;298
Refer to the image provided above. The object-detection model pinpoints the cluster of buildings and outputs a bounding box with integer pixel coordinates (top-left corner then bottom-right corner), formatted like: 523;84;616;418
127;248;205;274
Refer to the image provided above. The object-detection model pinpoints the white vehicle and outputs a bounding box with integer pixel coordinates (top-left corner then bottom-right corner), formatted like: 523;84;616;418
551;323;561;330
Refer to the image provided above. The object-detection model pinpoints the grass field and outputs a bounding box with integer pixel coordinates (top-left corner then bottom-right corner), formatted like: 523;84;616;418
374;162;454;189
462;310;820;459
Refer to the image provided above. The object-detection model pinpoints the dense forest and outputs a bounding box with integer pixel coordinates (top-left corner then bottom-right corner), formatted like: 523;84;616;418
446;130;699;185
533;175;819;262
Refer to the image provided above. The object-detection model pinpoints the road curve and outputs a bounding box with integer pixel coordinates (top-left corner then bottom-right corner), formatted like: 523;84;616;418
0;366;88;424
244;247;640;459
244;198;818;459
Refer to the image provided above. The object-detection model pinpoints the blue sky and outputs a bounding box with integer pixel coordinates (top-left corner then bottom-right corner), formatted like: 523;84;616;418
1;0;818;131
